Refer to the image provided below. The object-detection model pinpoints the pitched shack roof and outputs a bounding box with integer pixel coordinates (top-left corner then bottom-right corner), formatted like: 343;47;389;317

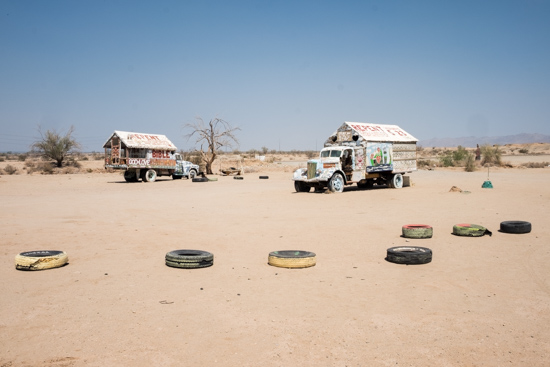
103;131;177;151
338;122;418;143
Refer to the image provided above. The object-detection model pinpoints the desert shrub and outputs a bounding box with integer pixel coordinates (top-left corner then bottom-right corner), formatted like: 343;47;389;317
306;151;316;159
464;153;476;172
65;156;81;168
87;168;93;173
35;162;54;174
439;151;454;167
417;159;432;168
452;146;468;162
0;157;4;162
519;148;529;154
18;154;28;161
521;162;549;168
481;145;502;166
4;164;18;175
24;160;35;168
80;155;89;161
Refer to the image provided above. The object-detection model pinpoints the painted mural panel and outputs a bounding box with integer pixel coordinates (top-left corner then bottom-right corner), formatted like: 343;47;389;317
367;142;393;172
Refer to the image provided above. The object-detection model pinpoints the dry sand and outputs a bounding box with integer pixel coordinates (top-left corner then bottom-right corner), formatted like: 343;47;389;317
1;164;549;366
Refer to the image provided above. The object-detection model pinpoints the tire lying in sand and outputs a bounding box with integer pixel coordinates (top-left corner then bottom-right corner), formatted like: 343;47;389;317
191;177;208;183
453;223;492;237
15;250;68;271
386;247;432;265
259;176;269;179
402;224;433;239
500;221;531;234
165;250;214;269
234;176;244;180
207;177;218;182
268;250;316;269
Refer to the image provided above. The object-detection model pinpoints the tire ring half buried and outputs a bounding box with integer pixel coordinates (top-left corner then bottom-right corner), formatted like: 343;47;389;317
165;249;214;269
386;246;432;265
268;250;316;269
453;223;489;237
15;250;68;271
402;224;433;239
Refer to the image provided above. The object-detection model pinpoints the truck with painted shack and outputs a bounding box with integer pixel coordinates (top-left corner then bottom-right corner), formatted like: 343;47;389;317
103;131;200;182
293;122;417;193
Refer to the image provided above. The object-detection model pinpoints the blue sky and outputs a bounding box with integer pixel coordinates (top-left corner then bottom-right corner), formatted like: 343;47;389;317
1;0;549;152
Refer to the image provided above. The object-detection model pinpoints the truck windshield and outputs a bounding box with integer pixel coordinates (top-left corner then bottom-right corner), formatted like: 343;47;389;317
320;150;342;158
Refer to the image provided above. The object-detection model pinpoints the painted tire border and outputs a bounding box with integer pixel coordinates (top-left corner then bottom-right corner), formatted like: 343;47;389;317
268;250;316;269
15;250;68;271
386;246;432;265
402;224;433;239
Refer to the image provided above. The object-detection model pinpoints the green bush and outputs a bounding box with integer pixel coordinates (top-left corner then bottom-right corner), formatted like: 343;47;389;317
439;151;454;167
481;145;502;166
464;153;476;172
519;148;529;154
452;146;468;162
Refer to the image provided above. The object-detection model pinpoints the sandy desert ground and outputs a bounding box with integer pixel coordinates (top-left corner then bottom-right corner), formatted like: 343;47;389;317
1;159;549;366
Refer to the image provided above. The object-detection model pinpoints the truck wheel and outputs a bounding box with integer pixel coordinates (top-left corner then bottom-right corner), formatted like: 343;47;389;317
144;169;157;182
386;246;432;265
188;170;197;179
500;221;531;234
268;250;316;268
294;181;311;193
165;250;213;269
172;174;182;180
15;250;68;271
389;173;403;189
328;173;344;193
124;170;138;182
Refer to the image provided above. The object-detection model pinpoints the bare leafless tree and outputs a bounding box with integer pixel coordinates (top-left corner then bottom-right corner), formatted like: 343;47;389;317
184;117;240;174
31;125;81;167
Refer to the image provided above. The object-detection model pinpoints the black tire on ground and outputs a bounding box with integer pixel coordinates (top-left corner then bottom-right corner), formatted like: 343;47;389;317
328;173;344;193
259;176;269;179
234;176;244;180
294;181;311;193
268;250;316;269
15;250;69;271
386;247;432;265
165;250;214;269
500;221;531;234
172;174;183;180
453;223;491;237
192;177;208;182
402;224;433;239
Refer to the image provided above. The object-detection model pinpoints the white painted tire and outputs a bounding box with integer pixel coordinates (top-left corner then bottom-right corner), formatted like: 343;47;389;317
144;169;157;182
390;173;403;189
15;250;68;271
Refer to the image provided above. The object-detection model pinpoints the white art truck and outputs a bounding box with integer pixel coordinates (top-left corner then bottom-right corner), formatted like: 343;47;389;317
293;122;417;193
103;131;199;182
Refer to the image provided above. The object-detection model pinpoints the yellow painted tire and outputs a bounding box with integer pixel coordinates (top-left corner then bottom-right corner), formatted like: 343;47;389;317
15;250;68;271
268;250;316;269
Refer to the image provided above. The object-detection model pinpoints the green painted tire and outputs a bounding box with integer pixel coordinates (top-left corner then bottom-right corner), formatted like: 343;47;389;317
453;223;491;237
402;224;433;239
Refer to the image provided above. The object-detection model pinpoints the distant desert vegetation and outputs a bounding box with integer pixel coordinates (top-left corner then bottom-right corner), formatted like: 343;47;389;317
0;143;549;176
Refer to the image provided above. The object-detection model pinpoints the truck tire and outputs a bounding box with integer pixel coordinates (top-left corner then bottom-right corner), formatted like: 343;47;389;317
15;250;68;271
192;177;208;182
124;170;138;182
268;251;316;269
402;224;433;239
500;221;531;234
386;246;432;265
188;170;197;179
172;174;182;180
328;173;344;193
453;223;492;237
259;176;269;179
144;169;157;182
165;250;213;269
389;173;403;189
294;181;311;193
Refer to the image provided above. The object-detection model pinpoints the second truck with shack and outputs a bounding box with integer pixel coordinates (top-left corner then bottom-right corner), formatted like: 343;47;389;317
293;122;417;193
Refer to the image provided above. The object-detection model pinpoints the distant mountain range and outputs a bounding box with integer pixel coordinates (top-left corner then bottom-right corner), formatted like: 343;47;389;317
418;133;550;148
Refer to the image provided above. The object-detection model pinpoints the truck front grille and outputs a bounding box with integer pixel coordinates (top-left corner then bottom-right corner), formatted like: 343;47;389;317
307;162;317;179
